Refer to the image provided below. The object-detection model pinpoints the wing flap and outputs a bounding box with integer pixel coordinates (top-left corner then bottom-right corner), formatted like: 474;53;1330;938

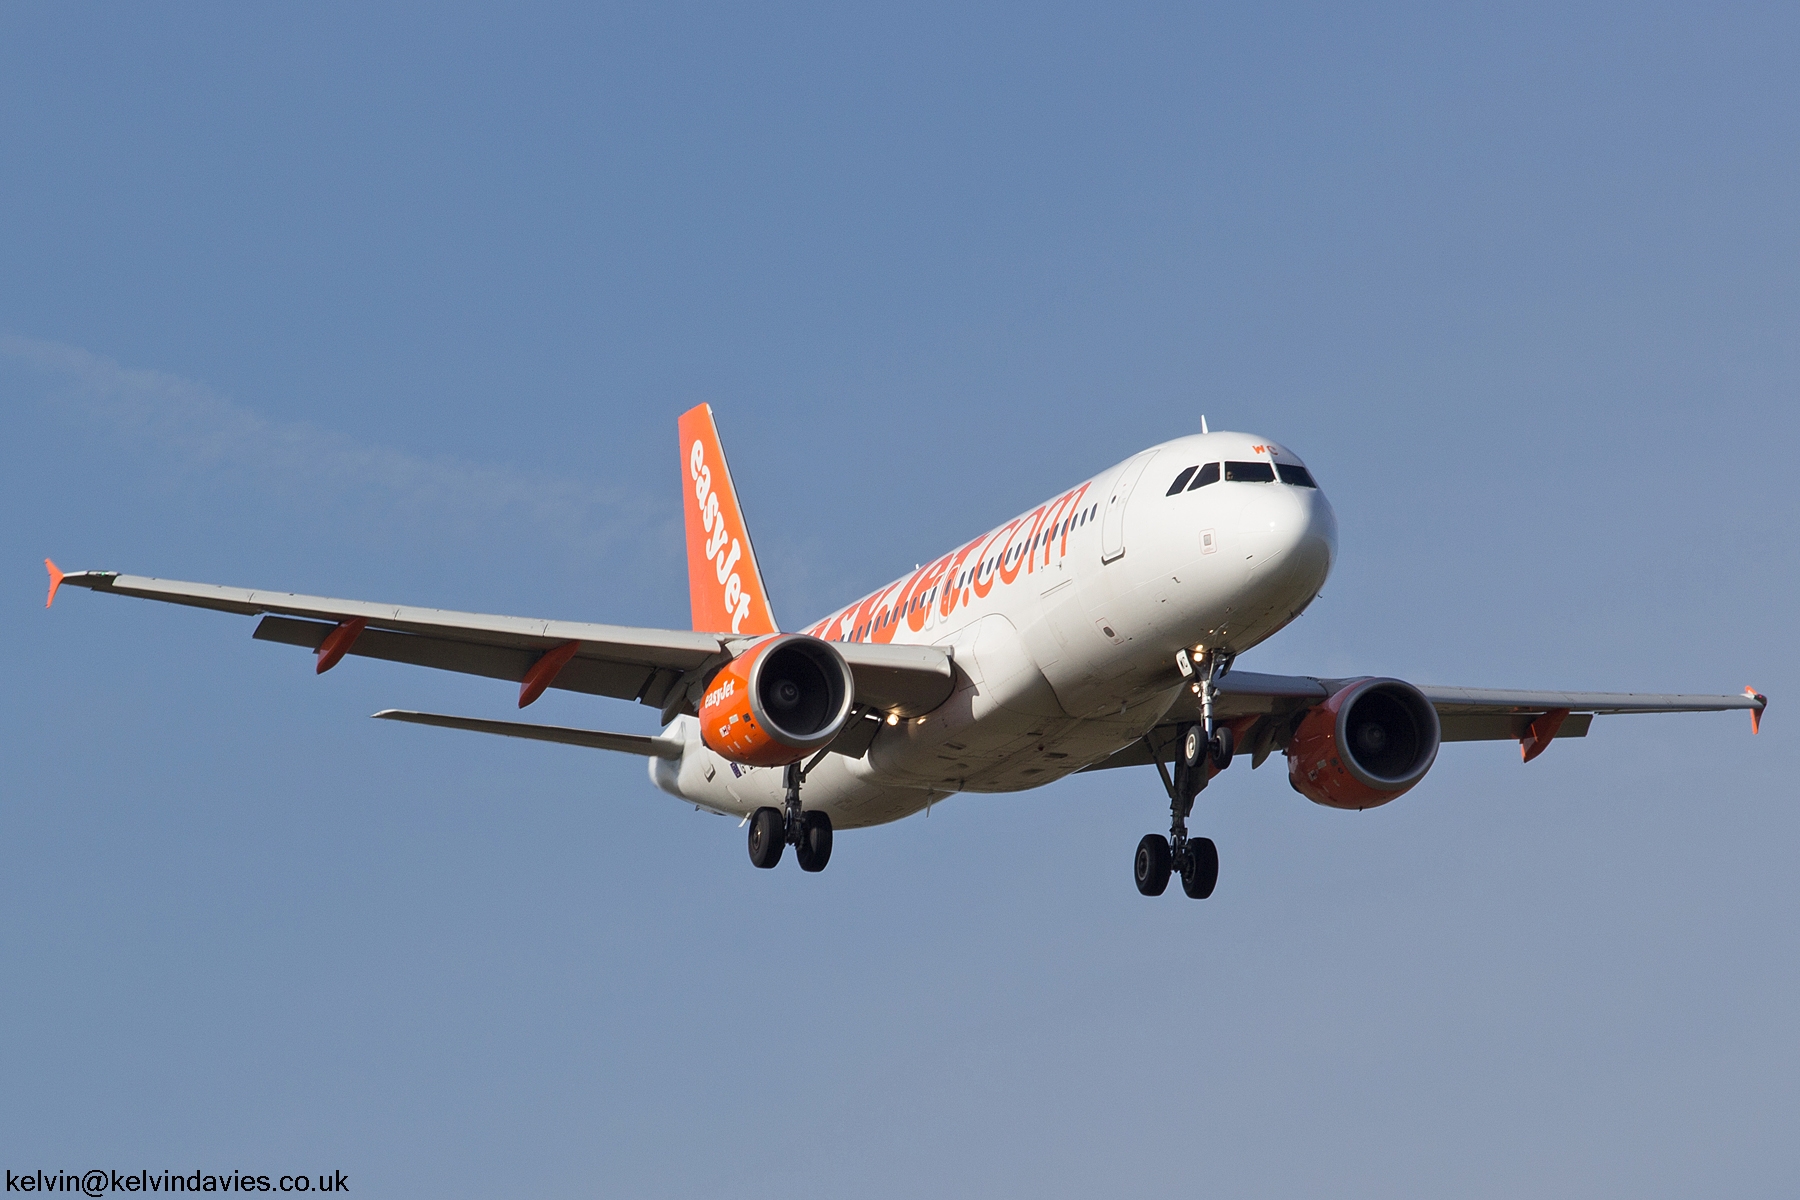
1439;711;1592;742
832;641;957;717
254;616;665;702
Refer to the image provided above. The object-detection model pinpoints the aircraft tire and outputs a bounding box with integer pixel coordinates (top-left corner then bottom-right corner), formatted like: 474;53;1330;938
1135;834;1171;896
1209;726;1235;771
1181;725;1205;770
1180;838;1219;900
748;807;785;869
795;811;833;873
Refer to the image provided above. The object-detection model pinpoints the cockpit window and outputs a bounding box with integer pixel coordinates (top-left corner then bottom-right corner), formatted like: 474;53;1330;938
1187;462;1220;490
1276;463;1317;488
1224;461;1275;483
1166;466;1197;495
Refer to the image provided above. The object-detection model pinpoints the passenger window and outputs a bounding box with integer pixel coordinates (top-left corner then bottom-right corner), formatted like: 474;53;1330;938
1187;462;1220;490
1277;463;1318;488
1166;466;1197;495
1224;461;1275;483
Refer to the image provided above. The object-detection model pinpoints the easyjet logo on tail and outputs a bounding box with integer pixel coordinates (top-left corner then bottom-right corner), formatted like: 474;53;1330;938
678;404;778;637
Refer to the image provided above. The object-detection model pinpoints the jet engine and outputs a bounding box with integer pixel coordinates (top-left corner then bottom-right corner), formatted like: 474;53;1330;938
1287;677;1441;810
698;633;856;767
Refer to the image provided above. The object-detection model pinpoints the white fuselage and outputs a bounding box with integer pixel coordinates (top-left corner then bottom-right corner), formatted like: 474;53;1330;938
652;431;1338;827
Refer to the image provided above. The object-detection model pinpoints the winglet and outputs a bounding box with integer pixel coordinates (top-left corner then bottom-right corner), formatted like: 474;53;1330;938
1746;687;1766;734
44;559;65;608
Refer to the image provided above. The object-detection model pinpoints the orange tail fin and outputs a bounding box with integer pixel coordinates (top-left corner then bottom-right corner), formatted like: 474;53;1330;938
678;404;778;636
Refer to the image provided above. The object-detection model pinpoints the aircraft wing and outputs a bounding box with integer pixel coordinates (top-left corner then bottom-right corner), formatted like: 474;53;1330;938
46;565;955;720
1087;670;1765;771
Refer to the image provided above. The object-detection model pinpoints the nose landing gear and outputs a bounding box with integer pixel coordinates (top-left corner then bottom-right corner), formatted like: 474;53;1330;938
1137;725;1220;899
747;759;835;872
1137;648;1236;899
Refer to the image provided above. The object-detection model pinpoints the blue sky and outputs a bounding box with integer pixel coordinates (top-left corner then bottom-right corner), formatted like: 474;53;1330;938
3;4;1796;1196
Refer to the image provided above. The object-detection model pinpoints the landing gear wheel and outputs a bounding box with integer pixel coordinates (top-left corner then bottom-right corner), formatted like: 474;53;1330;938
1180;837;1218;899
1134;834;1172;896
1181;725;1205;770
794;811;833;872
1208;726;1235;772
747;807;785;869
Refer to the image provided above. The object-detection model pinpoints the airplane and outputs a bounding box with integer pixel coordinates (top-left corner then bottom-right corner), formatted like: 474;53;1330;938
44;404;1767;899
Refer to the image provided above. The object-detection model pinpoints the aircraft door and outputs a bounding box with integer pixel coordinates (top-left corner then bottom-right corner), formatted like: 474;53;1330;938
1100;450;1157;563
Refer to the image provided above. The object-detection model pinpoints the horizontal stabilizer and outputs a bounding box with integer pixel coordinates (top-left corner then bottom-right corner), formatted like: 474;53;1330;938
372;709;684;759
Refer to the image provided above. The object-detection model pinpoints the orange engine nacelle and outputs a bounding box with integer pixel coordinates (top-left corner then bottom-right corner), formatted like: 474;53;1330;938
698;634;857;767
1287;677;1441;810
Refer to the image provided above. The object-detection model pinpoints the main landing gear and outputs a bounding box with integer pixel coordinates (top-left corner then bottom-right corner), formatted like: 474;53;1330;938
747;760;834;873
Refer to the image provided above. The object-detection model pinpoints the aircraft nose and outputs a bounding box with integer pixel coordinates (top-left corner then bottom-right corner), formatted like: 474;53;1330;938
1241;483;1337;589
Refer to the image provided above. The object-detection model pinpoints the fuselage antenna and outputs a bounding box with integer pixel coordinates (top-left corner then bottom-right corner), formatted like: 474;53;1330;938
1201;415;1209;435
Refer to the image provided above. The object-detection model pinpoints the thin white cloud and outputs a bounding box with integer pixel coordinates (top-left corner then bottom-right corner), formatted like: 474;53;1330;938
4;334;668;561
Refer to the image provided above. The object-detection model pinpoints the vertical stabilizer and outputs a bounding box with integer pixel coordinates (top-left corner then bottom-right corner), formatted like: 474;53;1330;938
678;404;779;636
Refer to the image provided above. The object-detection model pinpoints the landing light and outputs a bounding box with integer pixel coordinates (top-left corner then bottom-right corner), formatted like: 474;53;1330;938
886;713;899;726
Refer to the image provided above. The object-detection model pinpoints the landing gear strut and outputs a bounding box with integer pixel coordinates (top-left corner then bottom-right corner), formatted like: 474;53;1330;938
747;759;834;872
